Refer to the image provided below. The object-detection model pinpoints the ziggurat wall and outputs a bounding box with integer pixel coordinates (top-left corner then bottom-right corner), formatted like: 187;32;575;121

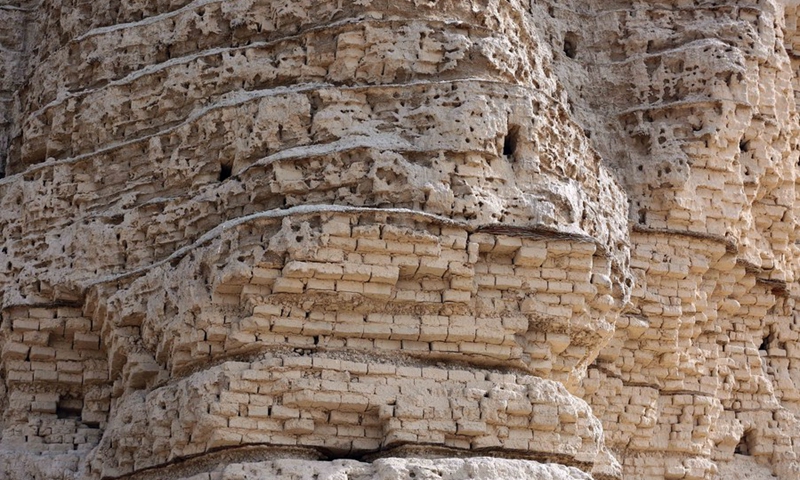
1;0;800;478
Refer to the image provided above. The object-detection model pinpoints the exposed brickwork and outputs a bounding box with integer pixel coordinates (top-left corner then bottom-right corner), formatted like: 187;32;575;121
1;1;800;479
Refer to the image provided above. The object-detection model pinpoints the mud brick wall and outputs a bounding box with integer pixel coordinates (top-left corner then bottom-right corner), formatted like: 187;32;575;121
2;1;800;479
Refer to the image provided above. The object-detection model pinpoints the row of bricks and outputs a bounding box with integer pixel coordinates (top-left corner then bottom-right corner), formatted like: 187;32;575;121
325;236;447;257
2;334;101;359
0;440;96;453
281;260;401;283
222;356;533;382
243;262;604;296
167;371;572;408
209;390;577;429
210;388;578;421
10;317;95;336
5;307;82;320
198;425;585;455
245;314;520;343
282;243;594;276
277;259;598;284
205;407;578;436
314;238;600;272
634;298;772;319
184;334;523;363
4;430;101;445
236;287;595;321
272;278;400;299
251;307;529;328
323;220;462;245
181;326;587;370
232;279;480;299
5;368;108;385
588;383;721;405
264;256;460;281
133;418;590;458
606;351;777;378
244;231;600;282
646;209;757;234
3;356;106;372
4;423;100;437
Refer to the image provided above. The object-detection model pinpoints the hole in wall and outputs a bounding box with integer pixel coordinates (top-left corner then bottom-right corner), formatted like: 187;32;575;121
56;399;83;421
638;209;647;225
503;125;520;157
219;162;233;181
735;430;753;456
563;32;578;59
740;139;750;153
760;331;773;352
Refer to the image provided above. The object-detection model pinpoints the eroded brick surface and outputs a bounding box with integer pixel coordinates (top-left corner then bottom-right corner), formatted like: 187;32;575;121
1;1;800;479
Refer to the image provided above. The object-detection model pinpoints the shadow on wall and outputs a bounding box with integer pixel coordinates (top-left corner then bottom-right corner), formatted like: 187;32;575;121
735;429;754;457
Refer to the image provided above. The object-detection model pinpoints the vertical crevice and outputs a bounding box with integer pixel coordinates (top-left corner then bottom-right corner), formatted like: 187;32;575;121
503;125;520;158
759;333;770;352
735;430;753;456
564;32;578;59
219;161;233;181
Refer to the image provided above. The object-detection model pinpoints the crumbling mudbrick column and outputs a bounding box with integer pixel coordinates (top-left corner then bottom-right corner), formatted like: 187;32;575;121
1;1;800;479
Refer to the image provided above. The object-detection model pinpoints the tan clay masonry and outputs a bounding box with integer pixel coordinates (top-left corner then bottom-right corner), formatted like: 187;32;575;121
1;1;800;479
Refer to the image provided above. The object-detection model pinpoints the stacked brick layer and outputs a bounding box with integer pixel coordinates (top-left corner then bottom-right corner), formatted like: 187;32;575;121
543;0;800;478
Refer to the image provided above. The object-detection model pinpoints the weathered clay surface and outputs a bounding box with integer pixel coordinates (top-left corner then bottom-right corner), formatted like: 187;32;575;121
1;0;800;479
161;457;595;480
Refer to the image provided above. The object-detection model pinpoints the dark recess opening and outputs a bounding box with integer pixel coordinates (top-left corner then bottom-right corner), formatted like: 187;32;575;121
56;400;83;421
735;430;753;456
760;334;770;352
740;139;750;153
503;125;520;157
564;32;578;59
219;162;232;181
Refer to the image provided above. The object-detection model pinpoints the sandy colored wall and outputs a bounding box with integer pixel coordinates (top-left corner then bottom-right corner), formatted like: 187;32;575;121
0;1;799;479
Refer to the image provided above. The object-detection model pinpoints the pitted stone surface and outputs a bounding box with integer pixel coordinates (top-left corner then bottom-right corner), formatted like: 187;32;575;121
180;458;595;480
1;1;800;479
